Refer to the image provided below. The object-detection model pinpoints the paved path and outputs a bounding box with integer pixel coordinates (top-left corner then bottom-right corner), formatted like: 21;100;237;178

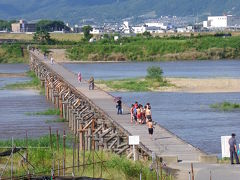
171;162;240;180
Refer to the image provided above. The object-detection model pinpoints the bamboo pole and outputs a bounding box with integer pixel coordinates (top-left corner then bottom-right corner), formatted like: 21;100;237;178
191;163;194;180
57;130;60;176
25;131;29;172
63;130;66;176
72;134;76;176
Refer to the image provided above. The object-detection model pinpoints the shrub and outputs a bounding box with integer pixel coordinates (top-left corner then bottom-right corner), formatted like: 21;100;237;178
146;66;163;81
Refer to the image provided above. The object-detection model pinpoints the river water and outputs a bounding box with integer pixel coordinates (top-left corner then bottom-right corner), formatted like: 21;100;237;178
63;60;240;155
63;60;240;80
0;64;67;140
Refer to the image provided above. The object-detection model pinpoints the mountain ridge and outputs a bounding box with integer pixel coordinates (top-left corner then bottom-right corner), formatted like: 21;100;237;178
0;0;239;24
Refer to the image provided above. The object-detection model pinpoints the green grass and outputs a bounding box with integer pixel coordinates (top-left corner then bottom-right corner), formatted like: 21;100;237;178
0;135;172;180
0;44;28;63
25;108;60;116
4;71;44;94
66;35;240;61
98;77;172;92
210;102;240;111
218;157;231;164
45;118;66;123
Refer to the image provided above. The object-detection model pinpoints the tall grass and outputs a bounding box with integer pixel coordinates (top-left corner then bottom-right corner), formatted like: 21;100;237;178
0;135;171;180
25;109;60;116
4;71;44;93
0;44;28;63
67;35;240;61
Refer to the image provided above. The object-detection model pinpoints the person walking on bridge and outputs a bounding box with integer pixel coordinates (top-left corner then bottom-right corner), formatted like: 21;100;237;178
229;133;239;164
148;118;154;138
116;98;122;115
88;76;94;90
50;56;54;65
78;72;82;83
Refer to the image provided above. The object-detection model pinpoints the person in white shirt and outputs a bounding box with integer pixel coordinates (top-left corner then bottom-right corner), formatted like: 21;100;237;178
50;57;54;65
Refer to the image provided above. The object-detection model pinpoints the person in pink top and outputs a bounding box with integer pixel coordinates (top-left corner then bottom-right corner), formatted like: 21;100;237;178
78;72;82;83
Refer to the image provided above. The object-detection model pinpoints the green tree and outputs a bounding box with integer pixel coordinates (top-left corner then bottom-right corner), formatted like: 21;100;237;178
146;66;163;81
33;30;51;44
36;20;70;32
82;25;93;41
142;31;151;38
0;20;16;31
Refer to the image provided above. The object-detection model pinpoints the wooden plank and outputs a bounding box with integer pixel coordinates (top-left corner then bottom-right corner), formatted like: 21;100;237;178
99;128;112;138
106;133;118;142
81;119;93;131
117;145;129;155
109;139;118;149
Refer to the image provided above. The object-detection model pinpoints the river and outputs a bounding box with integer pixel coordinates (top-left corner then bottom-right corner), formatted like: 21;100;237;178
63;60;240;156
0;64;67;140
63;60;240;80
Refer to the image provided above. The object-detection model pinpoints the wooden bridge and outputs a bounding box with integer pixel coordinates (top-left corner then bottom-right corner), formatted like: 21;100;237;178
29;50;217;165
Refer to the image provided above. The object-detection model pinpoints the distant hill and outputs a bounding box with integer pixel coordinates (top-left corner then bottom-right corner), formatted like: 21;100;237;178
0;0;239;24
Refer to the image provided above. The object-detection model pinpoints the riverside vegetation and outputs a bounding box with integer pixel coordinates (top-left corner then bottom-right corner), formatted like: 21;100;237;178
0;134;172;180
97;66;173;91
4;71;44;93
1;32;240;63
67;33;240;61
210;102;240;111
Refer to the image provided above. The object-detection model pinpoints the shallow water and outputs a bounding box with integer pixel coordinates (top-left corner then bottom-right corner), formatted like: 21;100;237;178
0;64;67;140
0;64;29;74
63;60;240;80
110;92;240;155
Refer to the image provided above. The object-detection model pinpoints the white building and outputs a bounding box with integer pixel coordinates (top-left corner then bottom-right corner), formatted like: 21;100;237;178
203;15;240;29
132;26;147;34
90;27;104;35
146;27;165;34
145;22;167;30
176;26;193;33
122;21;132;34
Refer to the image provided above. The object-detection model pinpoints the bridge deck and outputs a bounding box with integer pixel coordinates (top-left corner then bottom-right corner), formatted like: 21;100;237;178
32;51;206;162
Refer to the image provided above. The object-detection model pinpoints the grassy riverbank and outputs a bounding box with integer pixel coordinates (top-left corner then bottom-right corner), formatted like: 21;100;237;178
1;33;240;63
97;77;172;91
4;71;44;93
0;44;28;63
210;102;240;111
97;66;173;92
0;135;171;180
0;33;83;42
67;34;240;61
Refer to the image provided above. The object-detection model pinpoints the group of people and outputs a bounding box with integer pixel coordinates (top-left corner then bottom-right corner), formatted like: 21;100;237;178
130;102;154;137
115;100;154;137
